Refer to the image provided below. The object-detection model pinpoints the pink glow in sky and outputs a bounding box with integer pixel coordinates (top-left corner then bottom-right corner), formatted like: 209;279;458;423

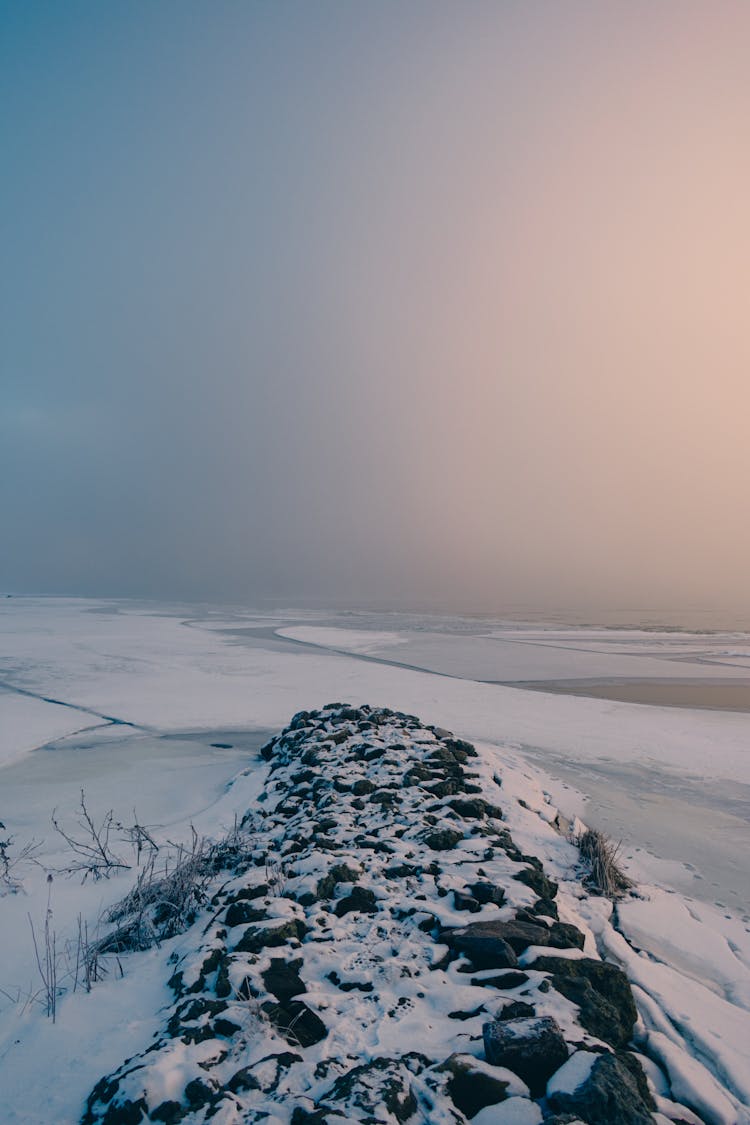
3;2;749;611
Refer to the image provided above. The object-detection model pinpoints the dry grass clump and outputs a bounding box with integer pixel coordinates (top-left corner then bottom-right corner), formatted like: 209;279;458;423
16;809;256;1019
95;821;255;957
103;830;209;940
577;828;634;899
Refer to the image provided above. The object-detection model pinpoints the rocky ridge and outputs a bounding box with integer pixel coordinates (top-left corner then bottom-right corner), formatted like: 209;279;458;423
81;704;702;1125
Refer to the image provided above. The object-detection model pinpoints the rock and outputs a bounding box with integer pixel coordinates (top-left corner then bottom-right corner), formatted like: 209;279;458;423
87;1098;148;1125
448;797;503;820
453;890;481;912
262;1000;328;1047
233;919;306;953
334;886;378;916
385;863;421;879
316;863;360;900
444;921;520;969
447;1004;487;1021
471;970;530;990
532;957;638;1047
505;916;584;951
226;1067;261;1093
437;1053;510;1118
224;901;266;927
184;1077;217;1109
484;919;553;954
547;1051;655;1124
428;778;467;798
445;915;578;964
370;788;399;806
228;1052;303;1095
151;1101;184;1123
308;1056;426;1123
222;882;269;906
545;1116;588;1124
444;737;479;760
467;881;506;907
483;1015;569;1096
499;1000;536;1020
262;958;306;1002
529;895;559;919
513;866;558;899
547;921;586;950
425;828;464;851
291;1104;346;1123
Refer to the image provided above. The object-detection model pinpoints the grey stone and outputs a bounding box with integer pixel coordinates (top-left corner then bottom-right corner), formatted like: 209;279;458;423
483;1015;569;1096
548;1052;655;1125
437;1053;510;1118
532;957;638;1048
445;921;520;969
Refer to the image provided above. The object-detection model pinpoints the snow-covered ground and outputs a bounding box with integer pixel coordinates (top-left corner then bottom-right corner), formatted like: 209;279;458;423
1;598;749;1122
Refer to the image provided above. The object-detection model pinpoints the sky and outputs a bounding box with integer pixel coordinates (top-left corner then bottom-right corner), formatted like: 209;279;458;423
2;1;750;614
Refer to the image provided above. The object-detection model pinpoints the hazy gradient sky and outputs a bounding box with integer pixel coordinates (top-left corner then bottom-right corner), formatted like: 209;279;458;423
2;2;750;612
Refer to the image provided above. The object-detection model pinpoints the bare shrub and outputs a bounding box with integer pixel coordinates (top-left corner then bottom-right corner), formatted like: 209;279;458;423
52;791;130;882
67;819;256;979
119;811;160;868
207;814;253;873
577;828;634;898
0;820;41;895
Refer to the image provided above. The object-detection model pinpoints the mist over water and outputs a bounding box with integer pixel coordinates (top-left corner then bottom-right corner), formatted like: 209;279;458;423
3;3;750;614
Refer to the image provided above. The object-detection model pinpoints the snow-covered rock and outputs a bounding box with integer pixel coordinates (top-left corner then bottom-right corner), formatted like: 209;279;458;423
75;704;710;1124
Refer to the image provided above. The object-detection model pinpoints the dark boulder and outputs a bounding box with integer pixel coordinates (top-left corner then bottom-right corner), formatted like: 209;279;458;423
307;1056;427;1123
425;828;464;851
437;1053;510;1118
467;881;506;907
233;919;306;953
548;921;586;950
547;1051;655;1124
262;1000;328;1047
470;970;530;990
444;921;520;969
532;957;638;1048
513;865;558;899
316;863;360;900
444;917;582;967
453;890;481;913
335;886;378;917
529;895;559;919
483;1014;569;1096
448;797;503;820
224;902;267;927
482;919;553;954
262;958;306;1002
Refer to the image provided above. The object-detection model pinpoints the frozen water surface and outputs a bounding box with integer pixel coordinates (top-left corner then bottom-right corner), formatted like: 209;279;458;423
2;598;750;912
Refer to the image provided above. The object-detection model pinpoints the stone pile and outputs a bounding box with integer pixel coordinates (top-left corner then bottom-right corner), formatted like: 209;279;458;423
81;704;691;1125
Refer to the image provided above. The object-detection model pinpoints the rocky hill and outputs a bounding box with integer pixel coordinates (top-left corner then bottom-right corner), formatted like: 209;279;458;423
81;704;706;1125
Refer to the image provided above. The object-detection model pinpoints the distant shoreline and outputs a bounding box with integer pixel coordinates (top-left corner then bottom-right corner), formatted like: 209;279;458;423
504;677;750;712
